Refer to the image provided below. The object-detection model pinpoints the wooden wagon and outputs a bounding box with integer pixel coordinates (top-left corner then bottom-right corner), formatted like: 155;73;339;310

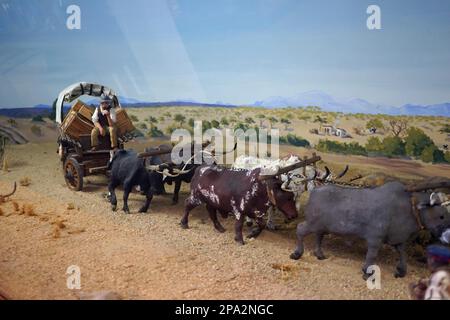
55;82;136;191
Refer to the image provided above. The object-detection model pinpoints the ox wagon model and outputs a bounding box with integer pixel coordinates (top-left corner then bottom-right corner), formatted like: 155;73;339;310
55;82;137;191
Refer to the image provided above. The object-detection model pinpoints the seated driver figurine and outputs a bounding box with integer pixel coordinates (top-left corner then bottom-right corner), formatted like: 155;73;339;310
91;95;118;151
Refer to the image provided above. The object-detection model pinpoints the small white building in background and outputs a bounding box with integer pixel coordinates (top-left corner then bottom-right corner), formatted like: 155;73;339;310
335;128;349;138
322;125;336;135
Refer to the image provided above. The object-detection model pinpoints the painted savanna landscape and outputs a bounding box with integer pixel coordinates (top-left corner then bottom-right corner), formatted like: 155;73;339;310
0;101;449;299
1;0;450;303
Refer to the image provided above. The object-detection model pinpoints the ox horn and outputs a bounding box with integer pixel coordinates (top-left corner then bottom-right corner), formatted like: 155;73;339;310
320;166;331;181
158;167;194;177
211;142;237;156
1;182;16;198
336;165;349;179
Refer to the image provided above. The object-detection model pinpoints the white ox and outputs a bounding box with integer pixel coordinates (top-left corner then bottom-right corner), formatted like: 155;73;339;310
232;155;332;229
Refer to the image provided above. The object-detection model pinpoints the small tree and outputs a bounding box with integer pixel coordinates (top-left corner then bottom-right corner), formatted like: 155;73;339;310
174;114;186;127
405;127;434;157
211;120;220;128
365;136;383;153
267;117;278;130
256;114;265;126
6;118;17;127
388;119;408;137
245;117;255;125
129;114;139;122
314;115;327;131
147;116;158;129
421;145;446;163
366;118;384;132
220;117;229;127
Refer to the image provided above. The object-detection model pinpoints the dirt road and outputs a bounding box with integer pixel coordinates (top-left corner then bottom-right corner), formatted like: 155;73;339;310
0;142;442;299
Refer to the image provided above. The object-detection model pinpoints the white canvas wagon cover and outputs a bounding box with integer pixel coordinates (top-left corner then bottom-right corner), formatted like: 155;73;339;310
55;82;119;124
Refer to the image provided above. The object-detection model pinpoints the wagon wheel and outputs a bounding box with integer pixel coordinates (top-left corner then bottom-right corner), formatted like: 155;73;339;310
64;157;83;191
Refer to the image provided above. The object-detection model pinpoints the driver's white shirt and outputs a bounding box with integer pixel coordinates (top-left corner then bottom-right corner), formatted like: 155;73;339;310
92;107;117;124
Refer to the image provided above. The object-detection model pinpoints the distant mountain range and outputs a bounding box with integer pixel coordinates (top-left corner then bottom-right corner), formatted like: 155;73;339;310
0;91;448;118
253;90;450;117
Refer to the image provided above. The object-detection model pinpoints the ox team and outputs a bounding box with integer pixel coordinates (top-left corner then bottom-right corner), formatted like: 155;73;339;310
106;142;450;280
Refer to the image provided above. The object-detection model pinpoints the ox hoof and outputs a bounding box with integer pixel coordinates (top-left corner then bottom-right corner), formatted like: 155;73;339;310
290;251;302;260
246;221;253;227
138;206;149;213
362;269;375;281
314;251;327;260
215;225;226;233
123;208;131;214
180;222;189;229
111;205;117;212
235;238;245;245
394;268;406;278
171;201;178;206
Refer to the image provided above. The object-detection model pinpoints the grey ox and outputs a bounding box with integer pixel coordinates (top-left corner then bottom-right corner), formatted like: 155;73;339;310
290;179;450;279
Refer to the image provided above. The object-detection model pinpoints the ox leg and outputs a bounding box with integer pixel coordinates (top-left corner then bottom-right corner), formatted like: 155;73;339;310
245;216;254;227
266;207;277;231
172;180;181;205
234;215;245;245
206;204;225;233
362;240;381;280
180;194;200;229
393;243;407;278
247;217;265;239
138;189;153;213
290;222;312;260
313;232;327;260
108;180;119;211
122;183;132;214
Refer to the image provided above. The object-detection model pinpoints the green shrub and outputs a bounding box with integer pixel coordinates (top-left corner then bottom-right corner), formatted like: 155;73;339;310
316;140;367;156
381;136;406;157
445;151;450;163
279;134;310;147
129;114;139;122
148;126;164;138
421;145;447;163
405;127;434;157
365;136;383;152
32;115;45;122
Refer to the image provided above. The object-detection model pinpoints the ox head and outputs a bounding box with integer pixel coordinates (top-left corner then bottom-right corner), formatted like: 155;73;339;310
259;155;322;220
264;178;298;220
415;192;450;238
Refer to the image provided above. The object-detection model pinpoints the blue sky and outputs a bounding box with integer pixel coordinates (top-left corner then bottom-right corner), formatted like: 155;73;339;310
0;0;449;107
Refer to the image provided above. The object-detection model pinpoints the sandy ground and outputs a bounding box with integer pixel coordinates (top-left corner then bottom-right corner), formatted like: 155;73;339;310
1;142;448;299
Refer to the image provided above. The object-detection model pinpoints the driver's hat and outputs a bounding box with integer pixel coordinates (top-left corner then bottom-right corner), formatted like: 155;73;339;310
100;94;112;105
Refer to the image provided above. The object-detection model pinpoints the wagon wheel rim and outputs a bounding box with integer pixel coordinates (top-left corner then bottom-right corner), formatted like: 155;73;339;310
64;159;82;190
65;162;78;187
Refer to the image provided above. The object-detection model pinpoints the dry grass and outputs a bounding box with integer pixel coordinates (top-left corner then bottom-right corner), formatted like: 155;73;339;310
19;177;31;187
12;201;19;212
